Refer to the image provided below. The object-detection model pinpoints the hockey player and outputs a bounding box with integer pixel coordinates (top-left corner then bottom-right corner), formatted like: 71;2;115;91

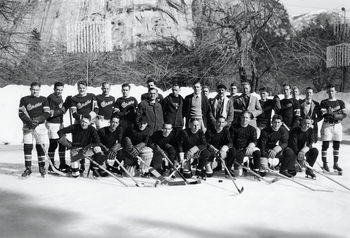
256;87;275;130
292;86;303;104
227;111;261;176
277;84;301;130
114;83;138;130
320;84;347;172
178;118;210;178
284;116;319;178
18;82;50;177
46;82;70;173
97;114;124;175
95;82;115;129
205;116;233;176
57;115;101;177
258;114;289;177
299;87;322;143
136;87;164;135
233;81;262;128
209;84;234;127
120;117;153;176
140;78;163;103
70;80;98;124
149;123;179;175
162;84;184;136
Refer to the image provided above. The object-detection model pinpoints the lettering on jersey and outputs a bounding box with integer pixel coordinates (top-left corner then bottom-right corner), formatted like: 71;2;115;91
121;100;136;108
100;100;113;108
330;106;341;112
27;102;43;111
77;100;91;109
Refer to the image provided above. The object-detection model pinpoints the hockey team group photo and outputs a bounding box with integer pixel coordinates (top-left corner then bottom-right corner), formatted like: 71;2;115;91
0;0;350;238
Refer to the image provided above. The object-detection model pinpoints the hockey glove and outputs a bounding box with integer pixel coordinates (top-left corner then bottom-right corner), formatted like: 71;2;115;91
208;144;219;154
58;137;72;149
218;145;229;159
245;143;256;155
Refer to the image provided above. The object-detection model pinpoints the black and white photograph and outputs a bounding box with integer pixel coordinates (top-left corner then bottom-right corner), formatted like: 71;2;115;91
0;0;349;237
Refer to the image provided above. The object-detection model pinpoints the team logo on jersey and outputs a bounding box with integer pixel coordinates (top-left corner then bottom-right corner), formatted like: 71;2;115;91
100;100;113;108
77;100;91;109
121;100;135;108
27;102;43;111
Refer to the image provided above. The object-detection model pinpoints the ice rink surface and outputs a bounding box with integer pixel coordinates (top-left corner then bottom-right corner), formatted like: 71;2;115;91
0;142;349;238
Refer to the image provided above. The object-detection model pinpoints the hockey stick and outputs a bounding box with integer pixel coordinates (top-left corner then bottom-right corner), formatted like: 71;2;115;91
234;161;279;184
136;155;167;185
305;163;350;192
82;155;129;187
107;152;156;187
156;145;201;185
267;169;333;192
217;156;244;194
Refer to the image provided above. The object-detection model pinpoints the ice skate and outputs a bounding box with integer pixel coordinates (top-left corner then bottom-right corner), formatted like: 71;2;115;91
305;168;316;179
333;163;342;173
21;167;32;178
39;166;46;178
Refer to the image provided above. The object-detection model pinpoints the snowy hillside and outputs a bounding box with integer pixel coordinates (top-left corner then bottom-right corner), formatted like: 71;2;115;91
291;9;339;31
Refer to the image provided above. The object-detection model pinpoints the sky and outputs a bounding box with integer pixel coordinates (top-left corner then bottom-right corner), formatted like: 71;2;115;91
280;0;350;17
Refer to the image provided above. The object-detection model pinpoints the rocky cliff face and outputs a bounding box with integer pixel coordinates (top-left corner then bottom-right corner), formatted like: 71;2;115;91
25;0;195;61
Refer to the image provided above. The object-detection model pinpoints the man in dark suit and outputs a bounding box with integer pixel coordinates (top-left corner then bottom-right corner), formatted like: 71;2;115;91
299;87;322;143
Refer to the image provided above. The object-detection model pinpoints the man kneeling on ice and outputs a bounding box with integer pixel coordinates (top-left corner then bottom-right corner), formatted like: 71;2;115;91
258;114;289;177
57;115;103;178
284;116;319;179
119;117;153;177
205;116;233;177
178;118;210;178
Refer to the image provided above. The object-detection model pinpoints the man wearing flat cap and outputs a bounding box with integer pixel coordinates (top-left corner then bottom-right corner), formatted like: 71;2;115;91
209;84;234;128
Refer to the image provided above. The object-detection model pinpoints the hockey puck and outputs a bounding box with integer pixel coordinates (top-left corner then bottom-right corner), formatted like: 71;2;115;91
218;179;223;183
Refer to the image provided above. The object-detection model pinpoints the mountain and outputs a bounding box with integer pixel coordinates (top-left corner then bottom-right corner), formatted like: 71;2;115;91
291;9;341;31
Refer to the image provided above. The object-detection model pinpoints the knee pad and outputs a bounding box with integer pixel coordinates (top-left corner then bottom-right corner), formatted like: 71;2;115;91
24;144;33;155
333;141;340;150
260;157;268;171
252;150;261;158
322;141;330;151
200;149;210;160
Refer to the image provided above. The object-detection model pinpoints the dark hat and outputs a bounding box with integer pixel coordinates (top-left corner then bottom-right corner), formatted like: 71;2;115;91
217;84;227;90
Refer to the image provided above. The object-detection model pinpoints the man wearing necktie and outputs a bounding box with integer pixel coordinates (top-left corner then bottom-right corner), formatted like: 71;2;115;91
299;87;322;143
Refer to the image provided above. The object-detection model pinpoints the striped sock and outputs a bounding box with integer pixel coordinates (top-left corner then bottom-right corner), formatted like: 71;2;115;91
321;150;327;164
333;150;339;163
24;154;32;167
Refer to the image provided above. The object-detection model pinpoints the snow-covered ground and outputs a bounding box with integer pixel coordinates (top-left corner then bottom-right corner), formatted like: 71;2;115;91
0;141;349;238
